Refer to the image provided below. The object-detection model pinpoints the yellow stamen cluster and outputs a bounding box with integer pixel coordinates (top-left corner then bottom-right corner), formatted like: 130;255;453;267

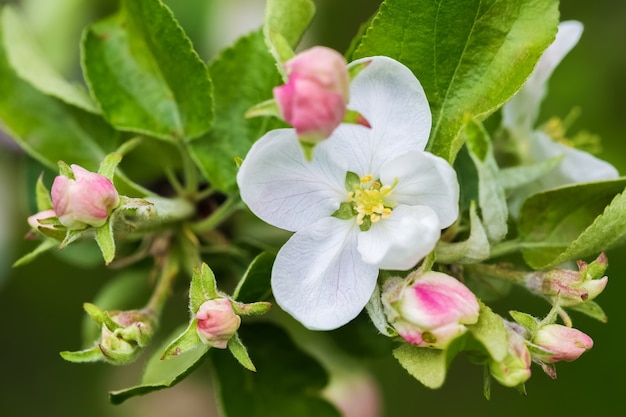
348;174;396;226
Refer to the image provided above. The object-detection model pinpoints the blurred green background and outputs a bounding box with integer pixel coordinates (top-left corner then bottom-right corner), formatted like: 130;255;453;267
1;1;625;416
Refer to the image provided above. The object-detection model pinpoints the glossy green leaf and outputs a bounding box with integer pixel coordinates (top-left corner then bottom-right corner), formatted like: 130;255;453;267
264;0;315;67
1;6;98;113
232;252;275;303
212;323;340;417
188;31;282;192
464;119;508;243
353;0;559;163
519;179;626;269
82;0;213;142
109;326;210;404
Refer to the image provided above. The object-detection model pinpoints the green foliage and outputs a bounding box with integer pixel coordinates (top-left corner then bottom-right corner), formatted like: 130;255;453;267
519;178;626;268
353;0;559;163
264;0;315;66
212;323;341;417
188;31;282;191
82;0;213;142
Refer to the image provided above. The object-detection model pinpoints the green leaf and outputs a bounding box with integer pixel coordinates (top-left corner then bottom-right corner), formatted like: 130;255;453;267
0;31;119;172
508;310;538;333
232;252;275;303
435;201;490;264
60;345;103;363
568;301;607;323
12;238;58;268
264;0;315;67
0;6;98;113
161;319;203;359
518;179;626;269
109;326;210;404
464;119;508;243
468;303;508;362
94;218;116;265
189;263;218;313
392;344;449;389
212;323;340;417
499;155;563;190
82;0;213;142
353;0;559;163
227;332;256;372
188;31;282;192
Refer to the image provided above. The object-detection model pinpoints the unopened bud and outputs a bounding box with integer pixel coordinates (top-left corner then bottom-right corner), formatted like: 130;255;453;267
99;309;154;365
195;298;241;349
51;164;120;229
489;321;532;387
532;324;593;363
382;271;480;349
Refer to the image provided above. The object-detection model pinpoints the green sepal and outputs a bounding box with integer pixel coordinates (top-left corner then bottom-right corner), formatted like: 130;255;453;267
59;228;87;249
59;345;103;363
331;201;355;220
227;332;256;372
343;109;370;127
97;152;122;181
35;173;53;211
344;171;361;190
34;217;66;241
95;218;116;265
508;310;538;333
57;160;74;178
435;201;490;264
12;238;58;268
232;301;272;316
467;302;508;362
161;319;203;360
244;98;281;119
300;140;316;162
348;59;371;81
189;263;219;313
83;302;122;331
265;30;294;70
568;300;608;323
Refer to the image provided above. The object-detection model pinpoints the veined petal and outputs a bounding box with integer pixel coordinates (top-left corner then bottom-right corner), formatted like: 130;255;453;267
380;151;459;228
529;131;619;189
322;56;431;176
502;21;583;134
357;205;441;271
237;129;347;232
272;217;378;330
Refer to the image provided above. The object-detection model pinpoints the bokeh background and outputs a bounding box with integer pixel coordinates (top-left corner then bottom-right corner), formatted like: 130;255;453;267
1;0;625;416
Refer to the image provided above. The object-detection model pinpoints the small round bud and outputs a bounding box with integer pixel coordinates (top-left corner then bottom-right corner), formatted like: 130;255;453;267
195;298;241;349
533;324;593;363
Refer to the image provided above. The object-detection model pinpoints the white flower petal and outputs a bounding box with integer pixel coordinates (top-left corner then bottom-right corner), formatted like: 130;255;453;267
321;56;431;176
357;205;441;271
530;131;619;189
272;217;379;330
237;129;347;231
380;151;459;228
502;21;583;134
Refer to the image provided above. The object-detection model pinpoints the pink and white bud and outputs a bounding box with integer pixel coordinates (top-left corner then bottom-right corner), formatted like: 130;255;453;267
532;324;593;363
525;253;608;306
382;271;480;349
51;164;120;229
489;321;532;387
273;46;350;143
323;371;381;417
195;298;241;349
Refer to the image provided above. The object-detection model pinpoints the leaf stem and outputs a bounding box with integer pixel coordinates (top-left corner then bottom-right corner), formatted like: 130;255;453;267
191;196;243;233
146;252;180;315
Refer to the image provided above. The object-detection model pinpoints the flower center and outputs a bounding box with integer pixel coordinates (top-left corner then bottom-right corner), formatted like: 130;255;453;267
331;172;397;231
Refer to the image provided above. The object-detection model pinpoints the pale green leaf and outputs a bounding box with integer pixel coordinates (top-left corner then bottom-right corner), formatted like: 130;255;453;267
264;0;315;66
519;179;626;269
392;344;448;389
82;0;213;142
60;346;103;363
464;119;508;243
568;301;607;323
435;201;490;264
499;155;563;190
232;252;275;303
227;332;256;372
354;0;559;163
468;303;508;362
161;319;203;359
35;173;53;211
189;263;218;313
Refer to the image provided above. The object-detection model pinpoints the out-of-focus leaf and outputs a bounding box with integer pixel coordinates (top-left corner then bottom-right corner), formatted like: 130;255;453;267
264;0;315;66
518;179;626;269
232;252;275;303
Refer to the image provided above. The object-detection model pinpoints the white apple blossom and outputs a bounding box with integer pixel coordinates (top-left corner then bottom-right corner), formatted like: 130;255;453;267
237;56;459;330
502;21;618;214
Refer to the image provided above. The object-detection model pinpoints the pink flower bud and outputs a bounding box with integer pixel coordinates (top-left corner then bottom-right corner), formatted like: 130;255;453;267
489;321;532;387
273;46;350;143
99;309;154;365
195;298;241;349
533;324;593;363
51;164;120;229
382;271;480;349
525;253;608;306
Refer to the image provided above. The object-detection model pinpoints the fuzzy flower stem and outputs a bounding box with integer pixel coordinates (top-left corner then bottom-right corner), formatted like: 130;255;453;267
145;252;180;315
465;262;527;285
